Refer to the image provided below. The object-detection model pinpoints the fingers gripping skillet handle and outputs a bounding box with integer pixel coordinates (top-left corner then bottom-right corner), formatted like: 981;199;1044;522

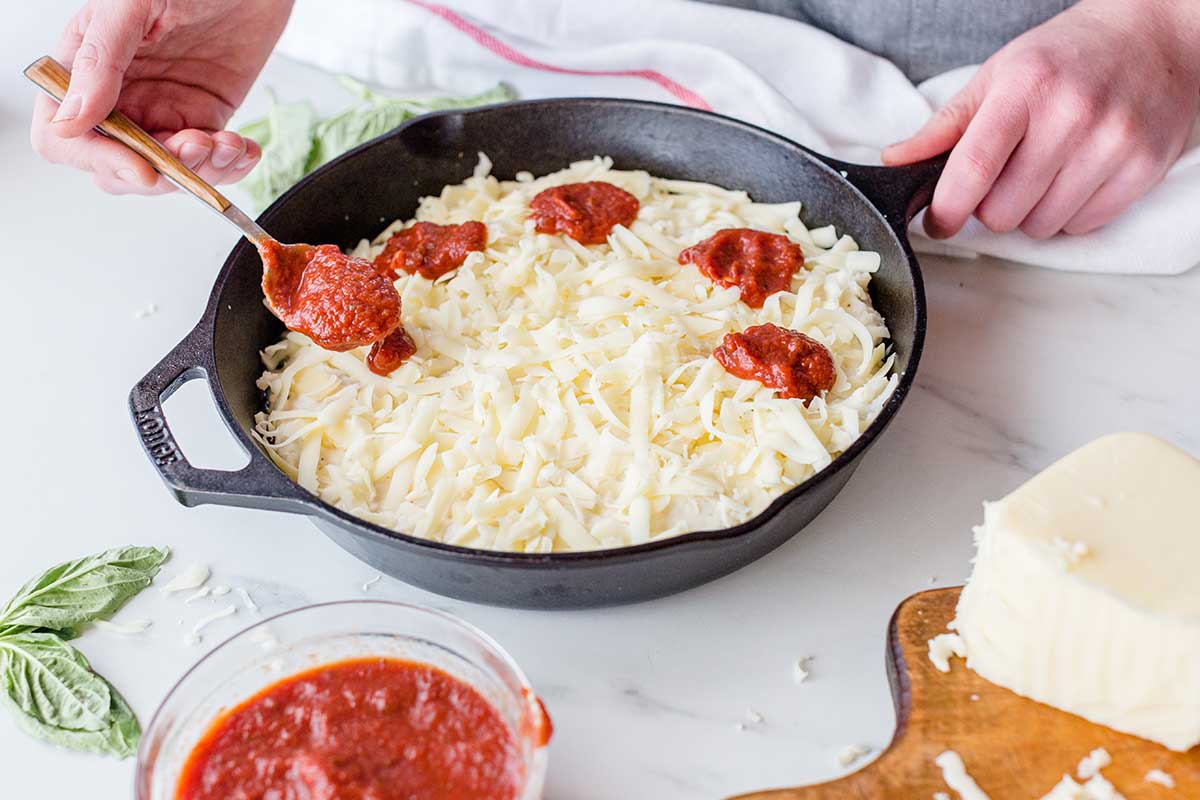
128;326;312;513
825;151;950;234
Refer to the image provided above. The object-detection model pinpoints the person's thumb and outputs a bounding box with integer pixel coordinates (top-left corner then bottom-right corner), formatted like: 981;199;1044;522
51;4;148;138
881;77;986;166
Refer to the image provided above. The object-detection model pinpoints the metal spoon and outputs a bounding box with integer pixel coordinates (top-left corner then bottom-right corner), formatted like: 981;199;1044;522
24;56;290;255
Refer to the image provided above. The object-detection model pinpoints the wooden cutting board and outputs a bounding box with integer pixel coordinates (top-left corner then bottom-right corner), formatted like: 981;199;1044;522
730;588;1198;799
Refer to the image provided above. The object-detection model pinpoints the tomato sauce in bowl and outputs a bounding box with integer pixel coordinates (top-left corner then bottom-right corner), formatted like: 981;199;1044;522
176;657;523;800
135;602;550;800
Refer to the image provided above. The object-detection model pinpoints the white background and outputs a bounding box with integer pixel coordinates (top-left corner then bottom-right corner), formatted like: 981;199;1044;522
3;3;1198;798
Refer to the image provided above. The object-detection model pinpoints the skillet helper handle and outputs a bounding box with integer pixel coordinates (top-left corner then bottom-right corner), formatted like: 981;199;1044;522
23;55;231;214
828;151;949;232
129;326;311;513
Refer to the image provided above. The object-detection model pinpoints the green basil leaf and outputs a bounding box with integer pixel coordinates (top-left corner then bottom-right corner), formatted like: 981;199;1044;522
238;93;319;212
0;546;161;758
335;75;376;103
1;682;139;759
307;82;516;173
237;115;274;149
0;632;111;731
397;83;516;113
238;79;516;211
307;101;421;172
0;546;169;635
335;75;516;113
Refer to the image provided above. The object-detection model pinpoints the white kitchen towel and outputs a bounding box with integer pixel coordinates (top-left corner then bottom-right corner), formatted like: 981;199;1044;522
277;0;1200;275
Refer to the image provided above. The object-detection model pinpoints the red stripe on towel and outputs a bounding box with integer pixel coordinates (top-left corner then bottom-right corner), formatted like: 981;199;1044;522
405;0;713;110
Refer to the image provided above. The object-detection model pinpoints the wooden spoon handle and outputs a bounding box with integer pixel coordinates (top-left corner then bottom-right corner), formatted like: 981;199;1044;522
24;55;231;213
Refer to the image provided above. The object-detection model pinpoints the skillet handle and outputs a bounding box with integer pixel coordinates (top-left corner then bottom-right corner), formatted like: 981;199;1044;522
824;151;949;233
128;325;312;513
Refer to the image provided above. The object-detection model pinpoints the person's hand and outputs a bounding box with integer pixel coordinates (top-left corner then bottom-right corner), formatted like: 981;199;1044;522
882;0;1200;239
31;0;293;195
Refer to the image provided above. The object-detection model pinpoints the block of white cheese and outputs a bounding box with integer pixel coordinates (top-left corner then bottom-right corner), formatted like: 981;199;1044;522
953;433;1200;751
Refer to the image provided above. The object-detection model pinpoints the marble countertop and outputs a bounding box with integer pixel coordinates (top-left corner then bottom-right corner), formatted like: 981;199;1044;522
4;3;1198;797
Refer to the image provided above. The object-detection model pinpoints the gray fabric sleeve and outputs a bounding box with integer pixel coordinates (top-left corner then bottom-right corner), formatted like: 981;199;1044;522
695;0;1076;82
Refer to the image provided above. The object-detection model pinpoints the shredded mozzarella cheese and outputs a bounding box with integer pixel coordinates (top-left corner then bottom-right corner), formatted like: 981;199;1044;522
92;619;153;635
935;750;992;800
837;743;872;767
1144;769;1174;789
255;157;897;552
160;563;210;594
1077;748;1112;780
1040;773;1127;800
928;632;967;673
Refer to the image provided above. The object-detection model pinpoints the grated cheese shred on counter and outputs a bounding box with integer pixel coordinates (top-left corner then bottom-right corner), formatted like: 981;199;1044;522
254;156;897;552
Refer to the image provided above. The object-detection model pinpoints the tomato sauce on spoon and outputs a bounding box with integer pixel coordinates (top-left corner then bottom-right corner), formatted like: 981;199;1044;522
259;240;422;377
259;241;404;352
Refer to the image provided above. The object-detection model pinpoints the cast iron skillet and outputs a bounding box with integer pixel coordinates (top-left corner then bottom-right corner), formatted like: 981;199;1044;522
129;98;944;609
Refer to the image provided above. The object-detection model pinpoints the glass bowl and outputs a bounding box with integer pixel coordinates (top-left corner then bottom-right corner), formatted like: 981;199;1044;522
135;600;549;800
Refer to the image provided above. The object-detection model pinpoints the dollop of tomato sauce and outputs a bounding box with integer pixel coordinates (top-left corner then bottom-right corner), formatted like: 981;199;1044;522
373;221;488;280
713;323;836;403
521;688;554;748
529;182;639;244
175;658;528;800
367;327;418;375
678;228;804;308
258;240;416;377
